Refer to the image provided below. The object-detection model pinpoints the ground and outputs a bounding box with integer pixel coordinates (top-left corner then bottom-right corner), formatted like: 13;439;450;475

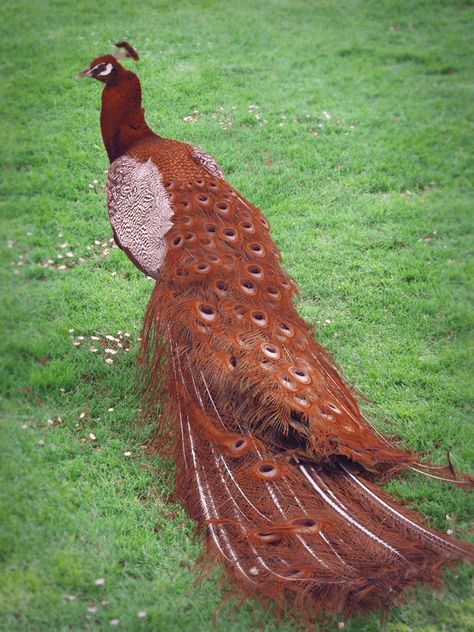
0;0;473;630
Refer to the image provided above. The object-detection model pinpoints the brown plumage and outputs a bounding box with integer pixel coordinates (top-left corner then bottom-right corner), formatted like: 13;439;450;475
79;44;473;627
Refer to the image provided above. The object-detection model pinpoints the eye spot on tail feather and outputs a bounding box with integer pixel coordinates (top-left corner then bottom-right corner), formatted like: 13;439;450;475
252;461;281;480
261;343;280;359
196;303;217;322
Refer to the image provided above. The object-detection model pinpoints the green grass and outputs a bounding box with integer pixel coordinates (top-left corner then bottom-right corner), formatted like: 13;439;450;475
1;0;473;630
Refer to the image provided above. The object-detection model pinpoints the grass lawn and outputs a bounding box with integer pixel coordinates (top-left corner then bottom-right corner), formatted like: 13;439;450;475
1;0;473;630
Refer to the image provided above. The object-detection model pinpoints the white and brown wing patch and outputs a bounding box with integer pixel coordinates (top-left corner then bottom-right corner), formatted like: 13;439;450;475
191;146;224;178
106;156;174;277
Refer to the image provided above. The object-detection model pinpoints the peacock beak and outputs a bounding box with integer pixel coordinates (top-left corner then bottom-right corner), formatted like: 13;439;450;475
77;67;93;78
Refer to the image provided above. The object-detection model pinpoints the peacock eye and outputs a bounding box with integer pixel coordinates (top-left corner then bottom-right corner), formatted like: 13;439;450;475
92;62;114;77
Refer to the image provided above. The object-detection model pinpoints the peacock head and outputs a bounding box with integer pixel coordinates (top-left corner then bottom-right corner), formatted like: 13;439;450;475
78;42;139;84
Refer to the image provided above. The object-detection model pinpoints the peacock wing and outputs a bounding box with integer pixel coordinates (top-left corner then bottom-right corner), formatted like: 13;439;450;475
106;155;175;277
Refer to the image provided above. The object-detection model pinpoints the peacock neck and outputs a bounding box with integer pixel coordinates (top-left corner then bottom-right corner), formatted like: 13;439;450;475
100;69;156;163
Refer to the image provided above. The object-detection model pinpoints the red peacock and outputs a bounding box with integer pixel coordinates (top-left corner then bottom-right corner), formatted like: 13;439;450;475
79;43;473;626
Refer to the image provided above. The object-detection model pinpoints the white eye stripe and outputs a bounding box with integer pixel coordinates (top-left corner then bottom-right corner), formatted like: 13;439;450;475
91;62;114;76
98;63;114;76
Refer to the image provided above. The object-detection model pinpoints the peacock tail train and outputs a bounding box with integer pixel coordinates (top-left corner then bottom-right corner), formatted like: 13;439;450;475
137;174;473;624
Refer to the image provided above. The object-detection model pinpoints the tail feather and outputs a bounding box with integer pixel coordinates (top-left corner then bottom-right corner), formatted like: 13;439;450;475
140;278;473;487
183;419;473;620
339;464;472;559
138;283;473;625
140;334;473;624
